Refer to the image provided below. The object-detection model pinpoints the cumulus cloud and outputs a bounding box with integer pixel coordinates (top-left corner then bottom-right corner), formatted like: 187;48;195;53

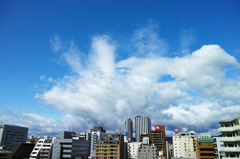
0;111;83;137
34;27;240;136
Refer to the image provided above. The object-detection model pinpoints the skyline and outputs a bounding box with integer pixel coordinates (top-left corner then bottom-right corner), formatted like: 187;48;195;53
0;0;240;137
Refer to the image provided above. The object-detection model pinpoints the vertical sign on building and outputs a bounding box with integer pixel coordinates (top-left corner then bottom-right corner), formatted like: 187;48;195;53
155;125;161;131
174;128;179;136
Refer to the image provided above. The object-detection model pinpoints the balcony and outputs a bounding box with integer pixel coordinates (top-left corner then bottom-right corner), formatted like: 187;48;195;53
220;137;240;142
218;126;240;132
220;147;240;152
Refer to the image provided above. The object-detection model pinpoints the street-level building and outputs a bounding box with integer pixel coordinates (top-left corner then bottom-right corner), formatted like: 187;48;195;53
137;144;158;159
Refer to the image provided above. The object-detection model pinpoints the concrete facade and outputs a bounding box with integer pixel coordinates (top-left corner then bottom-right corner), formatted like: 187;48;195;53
137;145;158;159
30;136;53;159
218;116;240;158
95;132;124;159
52;131;90;159
128;142;142;159
90;126;106;157
172;131;196;158
135;116;151;142
150;126;166;158
125;118;133;142
0;124;28;149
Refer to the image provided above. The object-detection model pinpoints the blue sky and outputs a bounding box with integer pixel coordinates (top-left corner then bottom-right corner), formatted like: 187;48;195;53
0;0;240;137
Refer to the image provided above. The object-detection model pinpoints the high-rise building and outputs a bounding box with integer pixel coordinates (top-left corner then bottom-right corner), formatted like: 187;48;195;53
150;125;166;158
218;116;240;158
95;132;124;159
125;118;133;142
90;126;106;157
135;116;151;142
0;124;28;149
172;131;196;158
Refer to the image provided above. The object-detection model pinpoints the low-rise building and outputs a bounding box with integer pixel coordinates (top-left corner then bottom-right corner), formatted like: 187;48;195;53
137;144;158;159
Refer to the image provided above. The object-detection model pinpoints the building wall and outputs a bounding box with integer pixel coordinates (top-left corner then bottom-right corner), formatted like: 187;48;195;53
218;116;240;158
195;138;215;159
30;137;53;159
0;124;28;149
128;142;142;159
95;133;124;159
90;127;106;157
173;131;195;158
150;126;166;158
137;145;158;159
135;116;151;142
125;118;133;142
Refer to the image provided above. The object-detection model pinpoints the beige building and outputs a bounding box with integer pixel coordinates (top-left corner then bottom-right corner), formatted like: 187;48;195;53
195;138;215;159
95;133;124;159
173;131;196;158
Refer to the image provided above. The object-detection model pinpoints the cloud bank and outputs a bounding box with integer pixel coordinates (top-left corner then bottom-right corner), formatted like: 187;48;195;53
34;26;240;137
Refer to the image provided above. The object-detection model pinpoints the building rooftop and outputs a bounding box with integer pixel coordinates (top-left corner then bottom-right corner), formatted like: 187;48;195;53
218;116;240;123
198;138;214;143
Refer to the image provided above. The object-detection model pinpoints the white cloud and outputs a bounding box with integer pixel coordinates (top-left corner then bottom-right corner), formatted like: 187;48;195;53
50;35;63;53
30;26;240;136
0;111;82;137
40;75;46;80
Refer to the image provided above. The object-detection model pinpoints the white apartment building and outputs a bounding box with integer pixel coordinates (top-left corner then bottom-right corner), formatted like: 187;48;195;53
89;126;105;157
30;136;53;159
128;142;142;159
214;137;224;159
172;131;196;158
218;116;240;159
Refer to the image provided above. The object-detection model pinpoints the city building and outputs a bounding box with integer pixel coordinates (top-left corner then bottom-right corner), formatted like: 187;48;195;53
135;116;151;142
137;144;158;159
30;136;53;159
172;131;196;158
125;118;133;142
150;125;166;158
213;137;224;159
218;116;240;158
52;131;90;159
95;132;124;159
90;126;106;157
7;143;35;159
195;137;215;159
0;124;28;149
128;142;142;159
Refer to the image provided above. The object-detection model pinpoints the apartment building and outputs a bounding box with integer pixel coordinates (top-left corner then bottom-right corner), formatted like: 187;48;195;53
218;116;240;158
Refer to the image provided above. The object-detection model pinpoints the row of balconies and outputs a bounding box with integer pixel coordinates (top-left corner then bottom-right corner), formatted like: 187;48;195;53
220;147;240;152
218;125;240;132
220;137;240;142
